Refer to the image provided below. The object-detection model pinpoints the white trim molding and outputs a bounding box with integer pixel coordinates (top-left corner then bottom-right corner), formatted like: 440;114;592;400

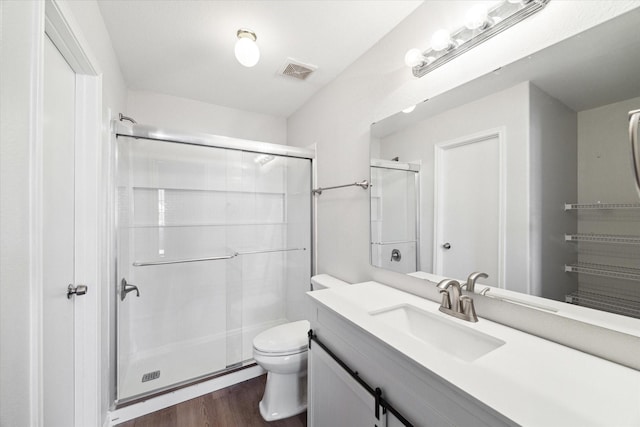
29;3;46;426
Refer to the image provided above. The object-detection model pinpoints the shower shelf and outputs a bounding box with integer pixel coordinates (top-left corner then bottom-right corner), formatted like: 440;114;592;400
131;186;287;196
564;233;640;245
128;221;288;228
564;202;640;211
565;290;640;318
564;262;640;282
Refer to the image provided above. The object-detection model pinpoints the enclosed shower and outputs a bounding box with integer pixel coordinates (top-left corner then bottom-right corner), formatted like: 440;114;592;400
114;123;312;403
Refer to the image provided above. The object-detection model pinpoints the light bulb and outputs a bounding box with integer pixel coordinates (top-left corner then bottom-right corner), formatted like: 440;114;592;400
235;29;260;67
404;48;426;67
431;29;453;52
465;5;489;30
402;105;416;114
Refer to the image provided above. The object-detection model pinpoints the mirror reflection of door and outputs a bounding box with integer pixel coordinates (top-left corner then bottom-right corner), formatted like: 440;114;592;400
434;131;504;288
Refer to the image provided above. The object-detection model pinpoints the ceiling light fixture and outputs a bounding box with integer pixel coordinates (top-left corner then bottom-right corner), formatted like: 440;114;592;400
406;0;550;78
235;28;260;67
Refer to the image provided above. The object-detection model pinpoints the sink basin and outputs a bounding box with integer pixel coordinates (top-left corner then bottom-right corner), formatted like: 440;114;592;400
370;304;505;362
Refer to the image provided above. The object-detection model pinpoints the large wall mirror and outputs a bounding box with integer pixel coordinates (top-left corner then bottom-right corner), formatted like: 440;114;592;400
370;9;640;320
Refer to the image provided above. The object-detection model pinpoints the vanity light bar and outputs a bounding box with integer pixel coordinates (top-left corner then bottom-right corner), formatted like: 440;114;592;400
412;0;550;78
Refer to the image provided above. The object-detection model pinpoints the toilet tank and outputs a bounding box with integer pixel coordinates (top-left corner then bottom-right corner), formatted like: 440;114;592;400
310;274;350;291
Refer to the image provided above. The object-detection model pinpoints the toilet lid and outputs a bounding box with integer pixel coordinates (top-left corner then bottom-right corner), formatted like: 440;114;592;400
253;320;310;354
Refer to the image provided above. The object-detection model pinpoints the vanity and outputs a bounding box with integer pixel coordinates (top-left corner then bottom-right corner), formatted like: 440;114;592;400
306;281;640;427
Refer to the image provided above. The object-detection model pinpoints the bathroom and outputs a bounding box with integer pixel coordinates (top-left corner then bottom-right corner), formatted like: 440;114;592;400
1;1;640;426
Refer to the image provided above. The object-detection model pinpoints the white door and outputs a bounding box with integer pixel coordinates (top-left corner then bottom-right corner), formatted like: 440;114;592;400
435;133;503;287
43;35;77;427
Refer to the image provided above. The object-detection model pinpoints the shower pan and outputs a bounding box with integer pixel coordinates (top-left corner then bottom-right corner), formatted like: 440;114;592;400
114;123;313;403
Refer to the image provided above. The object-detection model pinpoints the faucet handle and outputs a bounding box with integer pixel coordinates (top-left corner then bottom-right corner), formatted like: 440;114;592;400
463;271;489;292
460;295;478;322
439;289;451;310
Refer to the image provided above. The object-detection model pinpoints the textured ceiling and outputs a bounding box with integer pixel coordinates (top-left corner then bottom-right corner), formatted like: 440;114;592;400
98;0;423;117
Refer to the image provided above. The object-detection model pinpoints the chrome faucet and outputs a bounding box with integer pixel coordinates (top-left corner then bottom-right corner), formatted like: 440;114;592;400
436;279;478;322
463;271;489;293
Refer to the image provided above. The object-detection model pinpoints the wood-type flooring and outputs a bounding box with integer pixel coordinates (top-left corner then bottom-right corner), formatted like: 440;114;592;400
117;375;307;427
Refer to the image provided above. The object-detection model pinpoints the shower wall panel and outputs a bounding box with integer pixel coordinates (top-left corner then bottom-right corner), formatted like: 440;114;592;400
285;157;312;322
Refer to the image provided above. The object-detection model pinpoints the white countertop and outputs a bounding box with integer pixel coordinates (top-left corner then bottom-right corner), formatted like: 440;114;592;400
309;281;640;427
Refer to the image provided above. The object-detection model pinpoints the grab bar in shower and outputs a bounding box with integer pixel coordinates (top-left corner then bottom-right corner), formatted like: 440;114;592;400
235;247;306;256
132;247;306;267
312;180;369;196
133;254;235;266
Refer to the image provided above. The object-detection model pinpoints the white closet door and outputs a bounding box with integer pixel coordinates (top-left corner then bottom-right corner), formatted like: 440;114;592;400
43;36;76;426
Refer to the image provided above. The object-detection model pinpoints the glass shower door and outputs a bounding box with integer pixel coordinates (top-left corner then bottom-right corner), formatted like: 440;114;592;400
115;136;312;402
116;137;245;401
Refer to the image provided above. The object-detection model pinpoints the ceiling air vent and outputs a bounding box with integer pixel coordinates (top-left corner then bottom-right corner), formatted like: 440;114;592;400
279;58;317;81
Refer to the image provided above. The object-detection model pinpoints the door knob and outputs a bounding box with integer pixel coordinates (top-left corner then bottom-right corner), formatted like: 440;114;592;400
442;242;451;249
67;284;88;299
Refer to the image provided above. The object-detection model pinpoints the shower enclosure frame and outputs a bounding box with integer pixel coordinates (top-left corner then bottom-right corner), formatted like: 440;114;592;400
111;120;316;406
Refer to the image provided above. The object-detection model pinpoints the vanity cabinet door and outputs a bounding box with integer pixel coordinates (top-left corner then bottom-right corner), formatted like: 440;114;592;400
308;344;386;427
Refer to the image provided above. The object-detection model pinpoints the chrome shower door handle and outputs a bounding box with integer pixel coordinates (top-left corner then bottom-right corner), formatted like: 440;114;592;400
442;242;451;250
121;278;141;301
629;109;640;198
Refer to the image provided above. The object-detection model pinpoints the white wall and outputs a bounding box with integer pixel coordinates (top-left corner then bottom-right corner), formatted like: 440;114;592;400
127;90;287;145
0;3;42;426
529;84;577;301
287;0;639;294
0;1;127;424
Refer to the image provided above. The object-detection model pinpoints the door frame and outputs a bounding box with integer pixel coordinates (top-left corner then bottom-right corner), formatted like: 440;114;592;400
32;1;103;426
433;127;507;288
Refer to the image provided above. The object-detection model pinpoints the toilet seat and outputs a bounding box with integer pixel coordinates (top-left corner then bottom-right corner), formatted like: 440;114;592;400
254;347;307;358
253;320;310;355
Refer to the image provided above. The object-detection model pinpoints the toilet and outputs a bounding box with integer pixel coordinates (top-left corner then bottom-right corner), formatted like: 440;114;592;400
252;274;349;421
